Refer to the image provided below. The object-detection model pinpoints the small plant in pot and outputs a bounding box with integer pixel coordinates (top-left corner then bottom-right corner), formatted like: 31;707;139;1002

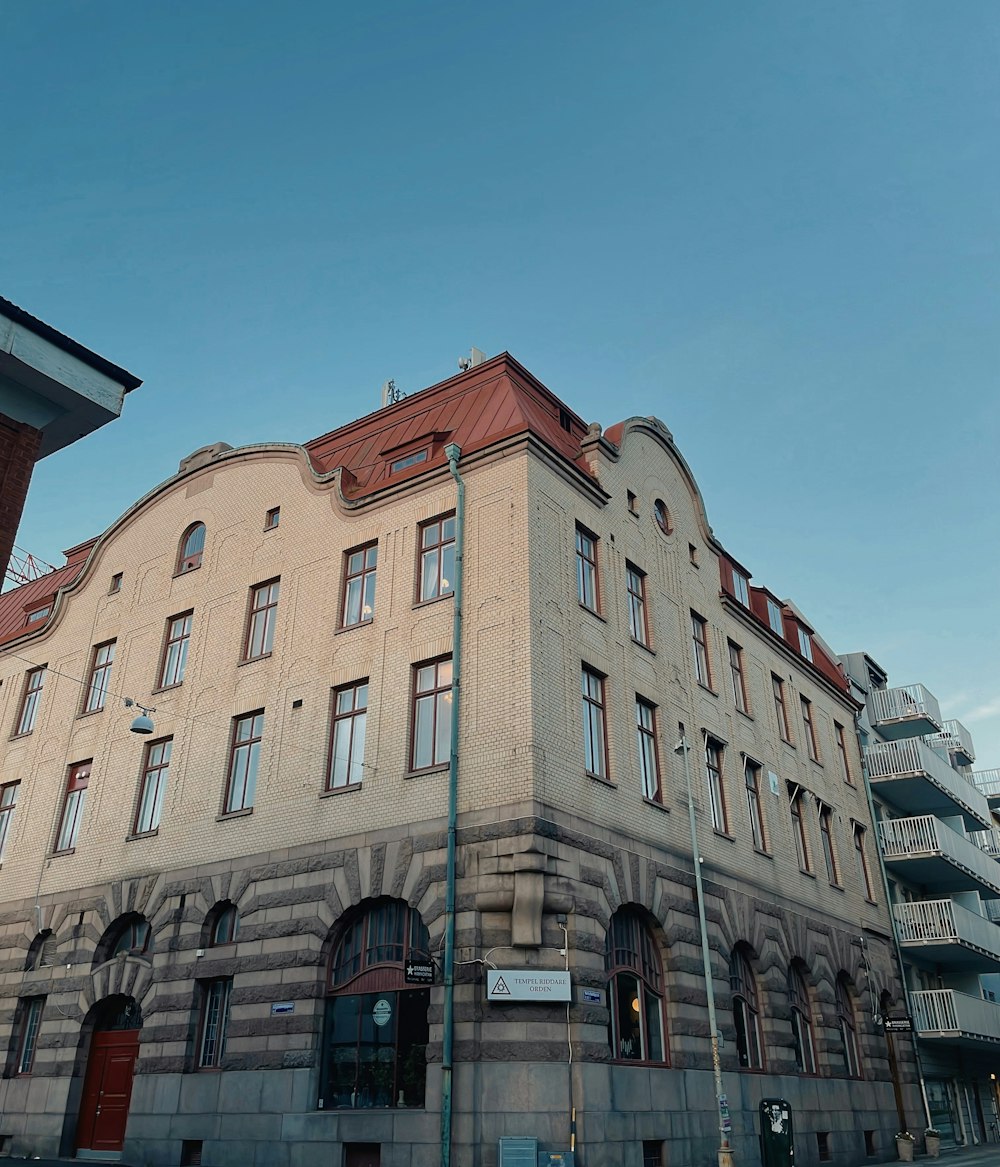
924;1128;942;1158
895;1131;915;1162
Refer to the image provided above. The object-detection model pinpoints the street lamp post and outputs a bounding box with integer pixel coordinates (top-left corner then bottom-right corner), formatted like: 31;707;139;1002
675;735;735;1167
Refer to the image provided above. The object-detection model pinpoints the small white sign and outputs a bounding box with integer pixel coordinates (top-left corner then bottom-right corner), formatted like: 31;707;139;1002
487;970;571;1002
372;998;392;1026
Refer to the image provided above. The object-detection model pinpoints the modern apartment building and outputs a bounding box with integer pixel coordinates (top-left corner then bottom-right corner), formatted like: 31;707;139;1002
841;654;1000;1149
0;354;917;1167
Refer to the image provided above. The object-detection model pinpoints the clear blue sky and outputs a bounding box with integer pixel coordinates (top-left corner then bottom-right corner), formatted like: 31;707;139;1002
5;3;999;761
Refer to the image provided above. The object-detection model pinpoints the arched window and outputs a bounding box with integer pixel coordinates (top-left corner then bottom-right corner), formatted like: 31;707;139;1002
24;930;54;972
730;945;764;1070
176;523;206;574
209;903;239;947
788;960;816;1074
321;899;430;1109
653;499;672;536
113;919;151;957
837;973;862;1078
605;907;667;1064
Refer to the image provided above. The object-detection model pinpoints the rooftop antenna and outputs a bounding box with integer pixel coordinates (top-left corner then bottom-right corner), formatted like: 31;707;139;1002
381;379;406;408
457;347;487;372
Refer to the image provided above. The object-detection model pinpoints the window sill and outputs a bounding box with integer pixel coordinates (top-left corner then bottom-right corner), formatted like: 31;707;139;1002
779;738;796;749
412;593;454;610
807;757;823;768
642;797;670;814
735;708;754;723
697;682;718;697
828;882;845;892
8;731;32;742
151;682;182;695
578;603;606;622
127;829;159;842
753;847;773;860
335;619;373;635
799;868;816;879
320;783;362;799
587;773;617;788
217;808;254;821
630;638;655;656
405;764;449;779
76;708;104;721
864;897;879;906
713;829;735;842
49;848;76;858
239;653;273;667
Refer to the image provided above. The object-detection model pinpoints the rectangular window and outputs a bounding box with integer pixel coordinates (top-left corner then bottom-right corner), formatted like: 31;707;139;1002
341;543;378;627
798;627;814;662
244;580;279;660
745;760;766;851
109;572;123;594
767;598;784;636
418;514;456;602
159;612;193;688
819;805;839;884
134;739;172;835
691;612;711;687
581;666;608;779
328;681;368;790
264;506;280;530
198;978;232;1068
626;563;649;645
728;641;748;714
801;696;820;761
732;569;750;607
14;666;46;736
16;997;44;1075
411;658;452;771
772;674;792;742
853;822;876;901
576;526;599;612
55;761;90;852
789;785;811;872
636;697;661;802
835;722;853;784
705;738;728;832
83;641;115;713
0;781;19;861
225;712;264;813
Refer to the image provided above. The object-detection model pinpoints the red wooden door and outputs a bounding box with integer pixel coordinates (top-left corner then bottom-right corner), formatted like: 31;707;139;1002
76;1030;140;1152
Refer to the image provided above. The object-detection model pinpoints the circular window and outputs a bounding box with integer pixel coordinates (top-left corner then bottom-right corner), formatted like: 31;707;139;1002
653;499;672;536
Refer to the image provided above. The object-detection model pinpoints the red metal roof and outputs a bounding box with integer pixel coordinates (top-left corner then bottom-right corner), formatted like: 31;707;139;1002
304;352;591;494
0;561;83;647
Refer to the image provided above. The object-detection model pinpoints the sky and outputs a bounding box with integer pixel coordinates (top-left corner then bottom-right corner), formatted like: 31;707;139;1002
4;3;999;760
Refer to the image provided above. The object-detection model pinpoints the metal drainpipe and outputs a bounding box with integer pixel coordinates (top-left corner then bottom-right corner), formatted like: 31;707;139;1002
676;735;734;1167
859;739;933;1132
441;443;464;1167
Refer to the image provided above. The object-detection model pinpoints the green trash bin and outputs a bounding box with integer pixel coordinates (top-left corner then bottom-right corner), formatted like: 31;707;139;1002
760;1098;794;1167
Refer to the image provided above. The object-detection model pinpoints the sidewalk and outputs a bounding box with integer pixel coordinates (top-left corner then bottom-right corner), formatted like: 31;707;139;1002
930;1144;1000;1165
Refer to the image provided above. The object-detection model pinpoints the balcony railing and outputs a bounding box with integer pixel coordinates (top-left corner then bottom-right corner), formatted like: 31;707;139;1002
894;899;1000;968
869;684;942;739
970;828;1000;858
864;739;993;828
924;719;976;766
911;989;1000;1044
877;816;1000;898
974;768;1000;801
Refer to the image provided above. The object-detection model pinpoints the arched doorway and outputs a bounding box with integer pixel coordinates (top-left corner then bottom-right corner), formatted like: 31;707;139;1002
75;995;142;1156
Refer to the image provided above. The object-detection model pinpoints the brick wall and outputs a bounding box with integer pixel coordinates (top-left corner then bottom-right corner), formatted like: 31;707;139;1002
0;412;42;579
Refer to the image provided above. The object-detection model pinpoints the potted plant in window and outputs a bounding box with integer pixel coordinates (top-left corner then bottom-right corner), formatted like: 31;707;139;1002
924;1128;941;1158
895;1131;915;1162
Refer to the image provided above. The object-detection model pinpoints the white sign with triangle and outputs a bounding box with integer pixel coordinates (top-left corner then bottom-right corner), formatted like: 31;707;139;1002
487;969;571;1001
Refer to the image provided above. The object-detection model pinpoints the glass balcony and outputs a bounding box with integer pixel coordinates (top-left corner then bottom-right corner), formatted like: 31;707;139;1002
864;739;993;829
868;684;942;739
893;899;1000;972
924;719;976;767
877;816;1000;898
911;989;1000;1048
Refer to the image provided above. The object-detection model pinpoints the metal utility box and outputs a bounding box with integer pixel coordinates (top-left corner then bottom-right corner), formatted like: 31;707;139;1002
760;1098;794;1166
498;1137;538;1167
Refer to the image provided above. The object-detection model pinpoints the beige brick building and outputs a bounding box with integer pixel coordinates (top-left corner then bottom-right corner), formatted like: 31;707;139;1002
0;355;918;1167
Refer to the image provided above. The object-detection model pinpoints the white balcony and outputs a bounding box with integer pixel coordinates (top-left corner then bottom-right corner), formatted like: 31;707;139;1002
868;684;942;740
974;768;1000;804
911;989;1000;1048
878;816;1000;899
894;899;1000;972
864;739;993;829
924;719;976;767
